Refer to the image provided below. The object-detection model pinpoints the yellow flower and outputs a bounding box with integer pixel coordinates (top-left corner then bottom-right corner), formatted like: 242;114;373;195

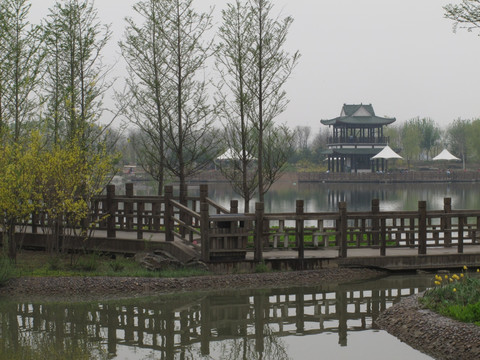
435;275;442;281
463;265;468;270
461;273;464;278
477;269;479;273
453;288;457;292
445;275;449;279
452;274;460;280
449;278;453;282
434;281;441;285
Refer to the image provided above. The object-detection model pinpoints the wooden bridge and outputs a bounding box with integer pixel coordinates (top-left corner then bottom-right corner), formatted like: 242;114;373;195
20;183;480;271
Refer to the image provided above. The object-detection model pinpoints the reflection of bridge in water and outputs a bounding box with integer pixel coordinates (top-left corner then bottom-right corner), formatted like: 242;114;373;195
0;275;431;359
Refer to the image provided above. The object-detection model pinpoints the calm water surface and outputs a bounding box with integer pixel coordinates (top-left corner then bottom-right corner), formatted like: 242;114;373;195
0;274;435;359
126;179;480;213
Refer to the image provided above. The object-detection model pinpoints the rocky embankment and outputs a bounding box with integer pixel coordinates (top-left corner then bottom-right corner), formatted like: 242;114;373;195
0;267;383;300
376;295;480;360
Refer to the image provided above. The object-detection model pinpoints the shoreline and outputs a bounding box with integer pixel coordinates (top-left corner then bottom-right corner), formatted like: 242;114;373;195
0;267;385;301
376;295;480;360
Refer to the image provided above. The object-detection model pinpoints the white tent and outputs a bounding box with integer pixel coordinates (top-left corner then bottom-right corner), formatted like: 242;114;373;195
432;149;460;161
217;148;255;161
371;146;403;160
217;148;238;160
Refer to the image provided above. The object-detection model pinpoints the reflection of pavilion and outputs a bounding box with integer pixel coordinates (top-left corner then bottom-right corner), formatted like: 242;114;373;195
4;277;430;359
321;104;396;173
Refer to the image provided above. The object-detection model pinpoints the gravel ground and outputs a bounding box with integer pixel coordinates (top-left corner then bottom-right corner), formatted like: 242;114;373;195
0;267;383;300
376;295;480;360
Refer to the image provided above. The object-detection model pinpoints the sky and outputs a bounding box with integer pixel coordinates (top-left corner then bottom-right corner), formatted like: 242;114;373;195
29;0;480;134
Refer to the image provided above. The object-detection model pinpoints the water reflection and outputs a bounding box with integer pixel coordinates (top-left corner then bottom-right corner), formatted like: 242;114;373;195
120;179;480;214
0;275;434;359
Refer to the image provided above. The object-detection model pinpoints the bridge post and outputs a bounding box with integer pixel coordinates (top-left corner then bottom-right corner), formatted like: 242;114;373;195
458;215;464;254
443;197;452;247
200;202;210;262
125;183;134;230
296;200;305;264
165;185;174;242
180;184;188;238
371;199;379;245
338;202;347;258
106;184;116;238
418;201;427;255
230;200;238;214
254;202;264;262
137;201;144;240
200;184;208;203
380;217;386;256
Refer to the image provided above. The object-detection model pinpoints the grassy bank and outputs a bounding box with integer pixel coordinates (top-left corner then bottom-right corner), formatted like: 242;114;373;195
0;250;209;283
421;266;480;326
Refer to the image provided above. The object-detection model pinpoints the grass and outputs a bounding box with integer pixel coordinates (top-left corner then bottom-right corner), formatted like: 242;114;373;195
5;250;210;279
420;266;480;326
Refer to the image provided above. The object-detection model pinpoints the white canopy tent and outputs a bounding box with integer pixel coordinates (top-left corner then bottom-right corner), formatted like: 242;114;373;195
432;149;460;161
371;145;403;160
216;148;256;161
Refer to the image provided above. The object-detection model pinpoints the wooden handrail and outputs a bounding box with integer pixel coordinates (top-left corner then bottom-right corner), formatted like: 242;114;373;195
170;199;201;220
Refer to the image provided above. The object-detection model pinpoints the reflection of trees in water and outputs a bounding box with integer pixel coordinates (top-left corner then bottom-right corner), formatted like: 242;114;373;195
0;275;432;359
0;329;107;360
213;324;291;360
113;179;480;213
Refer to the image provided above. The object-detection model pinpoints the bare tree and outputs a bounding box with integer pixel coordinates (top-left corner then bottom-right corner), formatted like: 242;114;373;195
215;0;257;212
146;0;220;204
216;0;299;208
246;0;300;202
444;0;480;33
119;0;170;195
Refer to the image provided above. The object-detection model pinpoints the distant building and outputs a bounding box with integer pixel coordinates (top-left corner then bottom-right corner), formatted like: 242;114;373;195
321;104;396;173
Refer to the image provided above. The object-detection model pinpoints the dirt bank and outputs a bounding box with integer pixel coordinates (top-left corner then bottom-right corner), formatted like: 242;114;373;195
376;295;480;360
0;267;383;300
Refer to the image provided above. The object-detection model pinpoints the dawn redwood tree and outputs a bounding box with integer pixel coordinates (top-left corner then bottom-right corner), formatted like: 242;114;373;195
124;0;220;204
215;0;257;212
246;0;300;202
0;0;43;141
216;0;299;207
42;0;112;149
119;0;170;195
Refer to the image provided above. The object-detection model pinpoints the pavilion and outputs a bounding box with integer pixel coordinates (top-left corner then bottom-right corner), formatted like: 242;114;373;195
321;104;396;173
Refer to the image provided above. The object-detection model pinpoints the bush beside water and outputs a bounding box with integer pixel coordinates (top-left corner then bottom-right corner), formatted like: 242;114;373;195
421;266;480;326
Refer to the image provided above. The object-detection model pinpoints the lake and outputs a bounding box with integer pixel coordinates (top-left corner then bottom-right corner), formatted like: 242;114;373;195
0;273;435;359
123;179;480;213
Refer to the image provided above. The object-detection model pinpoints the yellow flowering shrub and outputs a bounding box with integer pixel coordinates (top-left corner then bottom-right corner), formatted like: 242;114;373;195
0;131;117;258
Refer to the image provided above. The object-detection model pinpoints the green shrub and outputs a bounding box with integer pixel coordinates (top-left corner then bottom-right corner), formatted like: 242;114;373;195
0;256;14;286
108;260;125;273
75;253;100;272
255;261;269;273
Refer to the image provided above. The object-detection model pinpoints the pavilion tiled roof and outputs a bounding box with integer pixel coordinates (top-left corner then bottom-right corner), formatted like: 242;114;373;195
321;104;395;126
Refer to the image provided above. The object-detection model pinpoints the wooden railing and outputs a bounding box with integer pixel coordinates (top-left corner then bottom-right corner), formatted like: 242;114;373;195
23;183;480;263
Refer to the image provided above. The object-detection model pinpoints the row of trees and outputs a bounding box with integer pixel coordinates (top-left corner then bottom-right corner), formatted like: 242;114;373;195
0;0;300;254
118;0;299;211
0;0;118;259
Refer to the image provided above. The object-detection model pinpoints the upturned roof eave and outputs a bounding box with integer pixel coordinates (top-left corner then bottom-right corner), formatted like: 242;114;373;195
321;116;396;126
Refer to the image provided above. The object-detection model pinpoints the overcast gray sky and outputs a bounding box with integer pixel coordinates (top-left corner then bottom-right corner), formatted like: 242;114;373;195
30;0;480;133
